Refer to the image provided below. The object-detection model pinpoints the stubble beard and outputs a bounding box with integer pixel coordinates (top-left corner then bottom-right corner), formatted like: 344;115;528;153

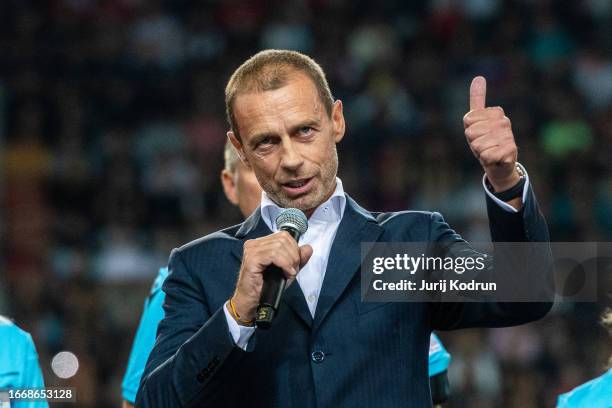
263;150;338;212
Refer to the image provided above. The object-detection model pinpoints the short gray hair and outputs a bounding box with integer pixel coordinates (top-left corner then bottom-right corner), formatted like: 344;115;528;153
225;49;334;140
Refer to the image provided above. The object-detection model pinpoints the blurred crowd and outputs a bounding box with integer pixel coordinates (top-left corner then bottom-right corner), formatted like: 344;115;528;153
1;0;611;406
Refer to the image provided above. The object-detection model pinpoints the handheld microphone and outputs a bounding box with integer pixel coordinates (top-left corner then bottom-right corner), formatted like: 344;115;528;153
256;208;308;329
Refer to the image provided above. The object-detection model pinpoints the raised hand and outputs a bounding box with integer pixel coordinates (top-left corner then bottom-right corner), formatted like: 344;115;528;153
463;76;520;193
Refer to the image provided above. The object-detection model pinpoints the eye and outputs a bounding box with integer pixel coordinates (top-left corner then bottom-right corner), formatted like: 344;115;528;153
298;126;313;136
254;135;276;152
258;136;272;146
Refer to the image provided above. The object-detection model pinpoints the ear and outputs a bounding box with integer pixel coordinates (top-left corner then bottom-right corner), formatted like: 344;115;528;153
228;131;250;167
331;100;345;143
220;169;239;206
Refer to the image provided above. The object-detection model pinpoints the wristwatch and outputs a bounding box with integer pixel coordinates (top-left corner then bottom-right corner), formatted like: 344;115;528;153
487;164;526;201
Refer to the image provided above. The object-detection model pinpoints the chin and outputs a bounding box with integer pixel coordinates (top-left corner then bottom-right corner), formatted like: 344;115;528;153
293;196;324;213
275;195;312;211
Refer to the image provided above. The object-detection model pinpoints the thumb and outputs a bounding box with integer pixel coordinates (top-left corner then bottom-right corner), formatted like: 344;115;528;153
299;244;313;268
469;76;487;111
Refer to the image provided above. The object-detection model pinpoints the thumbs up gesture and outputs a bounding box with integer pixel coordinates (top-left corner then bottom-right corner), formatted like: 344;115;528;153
463;76;520;192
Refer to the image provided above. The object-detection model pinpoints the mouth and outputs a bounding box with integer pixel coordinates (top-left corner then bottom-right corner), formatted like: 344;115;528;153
280;177;314;197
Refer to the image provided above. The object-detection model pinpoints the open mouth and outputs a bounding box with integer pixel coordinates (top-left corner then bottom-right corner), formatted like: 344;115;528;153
281;177;314;196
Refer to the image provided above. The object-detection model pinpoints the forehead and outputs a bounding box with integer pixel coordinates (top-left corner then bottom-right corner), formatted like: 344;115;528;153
233;73;324;140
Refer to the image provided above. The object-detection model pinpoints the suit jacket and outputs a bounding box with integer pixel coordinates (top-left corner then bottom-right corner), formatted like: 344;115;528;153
136;185;552;408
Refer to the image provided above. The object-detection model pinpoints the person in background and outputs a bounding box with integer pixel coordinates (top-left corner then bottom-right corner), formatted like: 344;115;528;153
121;140;261;407
429;333;451;407
556;309;612;407
122;139;454;407
0;315;49;408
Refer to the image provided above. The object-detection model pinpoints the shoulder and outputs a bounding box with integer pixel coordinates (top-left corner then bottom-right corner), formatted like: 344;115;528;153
348;195;444;240
348;196;437;227
0;316;35;354
371;209;442;240
0;316;31;343
346;194;437;227
163;224;244;288
173;223;242;260
373;210;438;226
557;370;612;407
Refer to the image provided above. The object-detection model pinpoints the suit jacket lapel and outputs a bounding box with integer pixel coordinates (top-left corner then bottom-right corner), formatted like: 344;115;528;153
312;196;383;332
282;276;313;327
232;208;313;328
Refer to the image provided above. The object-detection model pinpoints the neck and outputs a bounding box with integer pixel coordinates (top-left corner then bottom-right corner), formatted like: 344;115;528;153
302;179;337;219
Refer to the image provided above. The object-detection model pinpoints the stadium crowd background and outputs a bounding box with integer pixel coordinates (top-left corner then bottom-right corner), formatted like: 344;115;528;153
1;0;611;406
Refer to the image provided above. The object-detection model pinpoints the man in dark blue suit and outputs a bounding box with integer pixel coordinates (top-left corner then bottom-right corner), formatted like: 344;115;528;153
136;50;552;407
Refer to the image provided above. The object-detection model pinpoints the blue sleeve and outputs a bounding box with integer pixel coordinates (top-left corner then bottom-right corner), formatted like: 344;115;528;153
556;393;570;408
13;334;48;408
556;370;612;408
429;181;554;330
428;333;451;377
122;269;168;404
136;250;247;407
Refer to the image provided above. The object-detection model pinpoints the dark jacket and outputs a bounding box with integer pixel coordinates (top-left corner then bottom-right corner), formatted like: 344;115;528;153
136;185;552;408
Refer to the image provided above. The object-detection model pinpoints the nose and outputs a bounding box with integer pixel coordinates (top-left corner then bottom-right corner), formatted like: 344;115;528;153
279;138;304;172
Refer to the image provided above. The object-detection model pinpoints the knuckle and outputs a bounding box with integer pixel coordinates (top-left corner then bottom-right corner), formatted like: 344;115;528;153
274;255;288;267
465;128;474;140
470;138;480;151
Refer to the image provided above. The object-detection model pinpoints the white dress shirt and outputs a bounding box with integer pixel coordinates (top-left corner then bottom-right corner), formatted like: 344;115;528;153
223;178;346;348
224;167;529;350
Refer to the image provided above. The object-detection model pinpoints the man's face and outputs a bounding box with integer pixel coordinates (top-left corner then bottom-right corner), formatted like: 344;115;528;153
221;160;262;218
229;71;345;214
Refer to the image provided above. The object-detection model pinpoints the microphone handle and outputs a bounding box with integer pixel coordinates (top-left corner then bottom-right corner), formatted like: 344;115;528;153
255;226;300;329
256;265;287;329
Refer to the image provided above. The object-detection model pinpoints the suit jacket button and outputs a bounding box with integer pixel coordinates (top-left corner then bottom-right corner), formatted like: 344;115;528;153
197;373;206;383
311;351;325;363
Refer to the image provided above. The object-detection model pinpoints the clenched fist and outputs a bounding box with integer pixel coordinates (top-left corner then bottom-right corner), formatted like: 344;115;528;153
231;231;313;324
463;76;521;193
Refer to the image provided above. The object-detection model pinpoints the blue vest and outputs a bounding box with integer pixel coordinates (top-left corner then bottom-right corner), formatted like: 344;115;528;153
0;317;48;408
122;267;169;403
557;369;612;408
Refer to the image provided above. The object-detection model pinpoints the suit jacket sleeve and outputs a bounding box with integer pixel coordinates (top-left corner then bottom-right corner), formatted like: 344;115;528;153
429;182;554;330
136;248;250;408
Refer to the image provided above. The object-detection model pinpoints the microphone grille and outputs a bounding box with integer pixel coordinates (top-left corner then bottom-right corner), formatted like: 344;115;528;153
275;208;308;235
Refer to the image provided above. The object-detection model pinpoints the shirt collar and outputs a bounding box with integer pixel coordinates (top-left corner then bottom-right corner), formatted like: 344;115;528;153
260;177;346;232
